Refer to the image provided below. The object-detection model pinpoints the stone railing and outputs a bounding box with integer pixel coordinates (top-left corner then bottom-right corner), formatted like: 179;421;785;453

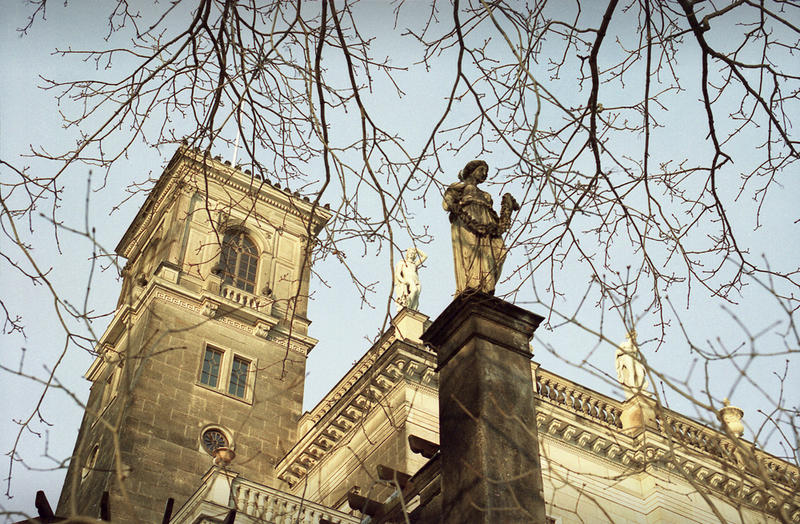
232;477;359;524
657;412;800;489
534;368;623;429
170;469;359;524
221;285;269;311
656;413;732;460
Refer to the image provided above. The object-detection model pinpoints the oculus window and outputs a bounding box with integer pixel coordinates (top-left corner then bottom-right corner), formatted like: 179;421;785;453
201;428;229;454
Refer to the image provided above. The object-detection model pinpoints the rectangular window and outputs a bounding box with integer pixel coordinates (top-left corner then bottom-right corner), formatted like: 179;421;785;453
201;348;222;387
198;345;254;403
228;356;249;398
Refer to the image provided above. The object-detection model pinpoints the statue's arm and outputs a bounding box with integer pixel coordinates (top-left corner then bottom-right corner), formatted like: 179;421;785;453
443;183;466;212
393;262;405;284
415;248;428;266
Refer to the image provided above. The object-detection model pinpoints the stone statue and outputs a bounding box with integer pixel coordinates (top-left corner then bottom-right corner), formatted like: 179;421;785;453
393;247;428;312
615;330;650;398
443;160;519;295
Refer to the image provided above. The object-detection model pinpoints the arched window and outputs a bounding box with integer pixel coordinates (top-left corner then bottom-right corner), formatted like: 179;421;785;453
219;230;258;293
82;445;100;479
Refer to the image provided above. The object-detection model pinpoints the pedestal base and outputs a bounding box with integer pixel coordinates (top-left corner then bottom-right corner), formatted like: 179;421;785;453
422;292;547;524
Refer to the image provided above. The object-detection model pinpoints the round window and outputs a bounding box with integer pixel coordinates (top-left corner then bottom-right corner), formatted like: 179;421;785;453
201;428;229;454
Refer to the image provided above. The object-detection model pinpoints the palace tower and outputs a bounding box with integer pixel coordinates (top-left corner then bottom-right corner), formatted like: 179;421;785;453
56;147;330;522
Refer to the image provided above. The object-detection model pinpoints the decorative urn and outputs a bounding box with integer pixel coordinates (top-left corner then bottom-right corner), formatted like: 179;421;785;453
718;398;744;438
213;446;236;466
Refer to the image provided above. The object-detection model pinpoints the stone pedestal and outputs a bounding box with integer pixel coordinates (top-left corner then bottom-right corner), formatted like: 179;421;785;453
391;307;429;344
620;394;658;436
421;292;547;524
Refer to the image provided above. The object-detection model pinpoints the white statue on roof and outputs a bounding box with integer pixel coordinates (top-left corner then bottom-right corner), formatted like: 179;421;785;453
615;330;650;399
394;247;428;312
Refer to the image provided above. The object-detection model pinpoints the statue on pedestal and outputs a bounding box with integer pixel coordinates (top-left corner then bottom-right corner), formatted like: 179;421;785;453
394;247;428;312
443;160;519;295
615;330;650;398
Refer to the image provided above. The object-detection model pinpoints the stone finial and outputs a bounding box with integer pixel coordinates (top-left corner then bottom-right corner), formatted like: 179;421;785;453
393;247;427;312
442;160;519;295
615;330;650;399
718;398;745;438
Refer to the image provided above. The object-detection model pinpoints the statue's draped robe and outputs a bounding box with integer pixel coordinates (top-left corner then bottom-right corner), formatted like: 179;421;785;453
615;336;650;398
446;185;508;294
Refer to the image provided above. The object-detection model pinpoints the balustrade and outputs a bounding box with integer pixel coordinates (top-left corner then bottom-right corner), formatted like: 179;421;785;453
534;370;623;429
221;285;269;311
232;478;359;524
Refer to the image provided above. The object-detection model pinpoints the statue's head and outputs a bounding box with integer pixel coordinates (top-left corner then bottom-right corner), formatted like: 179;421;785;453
459;160;489;183
405;248;417;261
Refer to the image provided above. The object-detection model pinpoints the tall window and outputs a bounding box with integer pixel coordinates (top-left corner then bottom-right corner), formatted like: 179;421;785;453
220;230;258;293
82;445;100;480
228;357;250;398
201;348;222;387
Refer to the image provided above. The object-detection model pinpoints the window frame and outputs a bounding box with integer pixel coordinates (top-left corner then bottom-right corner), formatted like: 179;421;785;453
198;424;235;456
200;347;223;388
228;355;251;398
81;444;100;480
92;364;122;428
196;343;256;404
219;229;259;294
201;428;229;454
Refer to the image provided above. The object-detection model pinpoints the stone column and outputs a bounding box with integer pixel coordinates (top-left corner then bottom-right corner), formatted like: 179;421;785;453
421;292;547;524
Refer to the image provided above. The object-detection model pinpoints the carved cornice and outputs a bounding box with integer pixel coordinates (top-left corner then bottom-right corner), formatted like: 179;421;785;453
534;396;800;522
275;339;798;520
302;323;424;427
85;277;316;379
116;146;331;260
277;340;437;487
178;148;331;233
116;149;186;259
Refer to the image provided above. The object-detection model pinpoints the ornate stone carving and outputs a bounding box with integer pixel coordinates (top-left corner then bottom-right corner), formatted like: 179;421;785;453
615;330;650;398
443;160;519;295
201;300;219;318
102;346;121;365
393;247;427;312
254;322;272;339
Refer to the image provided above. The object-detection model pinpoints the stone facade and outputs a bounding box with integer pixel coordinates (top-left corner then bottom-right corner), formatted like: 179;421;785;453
57;148;330;522
171;301;800;523
56;148;799;524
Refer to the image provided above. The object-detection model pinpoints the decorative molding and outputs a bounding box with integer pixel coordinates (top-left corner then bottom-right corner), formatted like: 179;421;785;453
201;300;219;319
179;149;331;231
277;343;436;487
266;332;313;356
157;291;201;314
